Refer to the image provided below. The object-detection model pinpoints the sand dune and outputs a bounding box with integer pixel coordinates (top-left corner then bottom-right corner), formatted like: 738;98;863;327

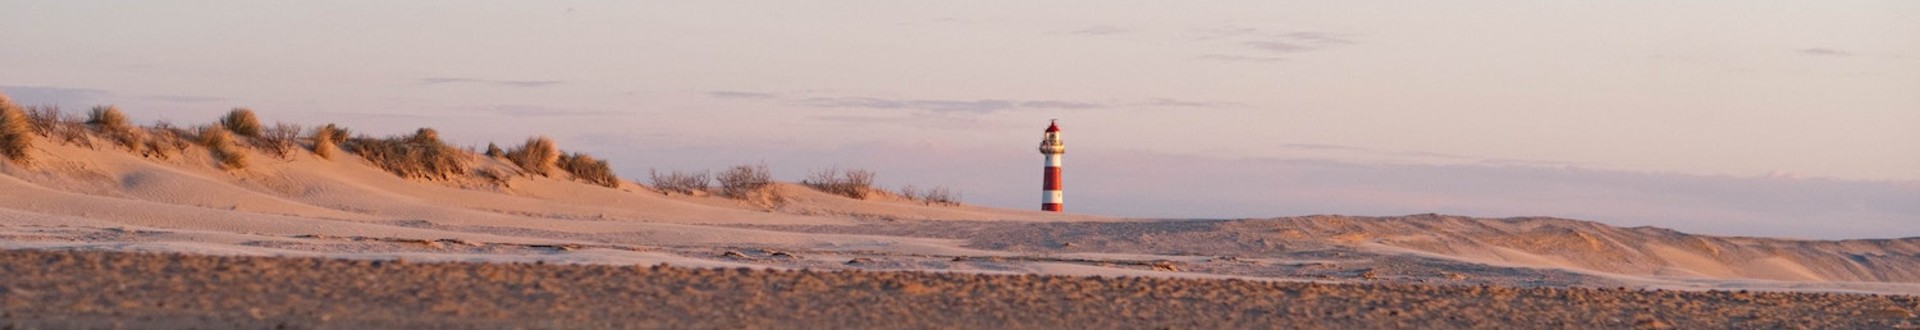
0;117;1916;297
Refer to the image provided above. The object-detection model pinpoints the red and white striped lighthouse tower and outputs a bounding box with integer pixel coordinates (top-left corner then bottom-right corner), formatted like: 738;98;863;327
1038;120;1066;212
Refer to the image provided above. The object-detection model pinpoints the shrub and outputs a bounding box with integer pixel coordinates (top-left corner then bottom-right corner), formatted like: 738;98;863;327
899;185;960;206
648;169;709;195
503;136;559;176
920;186;960;206
311;124;345;160
344;128;468;180
219;108;262;138
0;94;33;164
255;123;301;158
24;106;89;147
805;167;877;199
198;126;248;170
716;163;773;199
557;152;620;188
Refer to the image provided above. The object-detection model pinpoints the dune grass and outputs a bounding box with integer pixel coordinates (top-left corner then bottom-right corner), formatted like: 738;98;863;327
345;128;468;180
219;108;263;138
0;94;34;164
86;105;145;152
557;152;620;188
310;124;346;160
197;126;249;170
504;136;559;177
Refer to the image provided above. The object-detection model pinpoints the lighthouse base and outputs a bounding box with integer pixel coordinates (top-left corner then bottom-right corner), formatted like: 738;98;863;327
1042;203;1062;212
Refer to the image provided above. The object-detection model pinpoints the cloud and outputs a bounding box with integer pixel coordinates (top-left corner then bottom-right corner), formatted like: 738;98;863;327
1137;98;1240;108
0;86;111;107
793;97;1105;113
706;91;1233;113
1798;48;1852;57
1067;25;1128;36
418;77;566;88
1190;27;1356;63
1194;54;1286;63
706;91;780;99
481;105;623;117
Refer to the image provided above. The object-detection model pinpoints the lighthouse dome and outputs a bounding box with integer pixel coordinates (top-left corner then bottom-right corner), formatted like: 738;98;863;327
1045;121;1060;132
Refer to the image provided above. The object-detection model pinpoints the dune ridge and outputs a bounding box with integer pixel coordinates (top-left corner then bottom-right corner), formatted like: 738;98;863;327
0;100;1914;296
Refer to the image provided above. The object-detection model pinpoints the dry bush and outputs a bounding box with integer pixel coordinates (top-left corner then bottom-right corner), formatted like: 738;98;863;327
504;136;559;176
557;152;620;188
483;143;505;158
648;169;710;195
920;186;960;206
804;167;877;199
86;106;144;151
140;121;190;160
716;163;773;199
254;123;301;158
899;185;960;206
218;108;262;138
310;124;346;160
198;126;248;170
24;106;90;147
0;94;33;164
344;128;469;180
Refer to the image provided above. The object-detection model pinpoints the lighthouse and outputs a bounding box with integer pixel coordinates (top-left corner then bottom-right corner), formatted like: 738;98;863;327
1038;120;1065;212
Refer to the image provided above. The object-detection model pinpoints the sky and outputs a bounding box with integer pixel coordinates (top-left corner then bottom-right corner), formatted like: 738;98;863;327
2;1;1916;239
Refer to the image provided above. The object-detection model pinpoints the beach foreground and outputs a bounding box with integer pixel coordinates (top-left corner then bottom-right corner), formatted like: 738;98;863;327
2;249;1915;329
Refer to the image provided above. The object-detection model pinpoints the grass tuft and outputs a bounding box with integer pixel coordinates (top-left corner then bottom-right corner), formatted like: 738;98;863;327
503;136;559;177
88;106;144;152
311;124;345;160
219;108;262;138
198;126;249;170
557;152;620;188
0;93;34;164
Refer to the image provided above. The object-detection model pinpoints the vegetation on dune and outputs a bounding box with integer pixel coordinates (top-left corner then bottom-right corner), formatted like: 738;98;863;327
504;136;559;177
345;128;469;180
0;97;967;198
255;123;302;158
197;126;249;170
557;152;620;188
483;143;505;158
310;124;346;160
804;166;877;199
218;108;263;138
0;94;34;164
898;185;961;206
716;163;775;200
648;169;710;195
86;105;144;152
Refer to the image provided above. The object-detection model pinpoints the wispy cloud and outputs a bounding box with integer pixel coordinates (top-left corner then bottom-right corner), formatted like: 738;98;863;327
1066;25;1128;36
482;105;623;117
1798;48;1852;57
1191;27;1356;63
793;97;1021;113
1136;98;1241;108
1194;54;1286;63
0;85;111;106
705;91;780;99
419;77;566;88
705;91;1237;113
